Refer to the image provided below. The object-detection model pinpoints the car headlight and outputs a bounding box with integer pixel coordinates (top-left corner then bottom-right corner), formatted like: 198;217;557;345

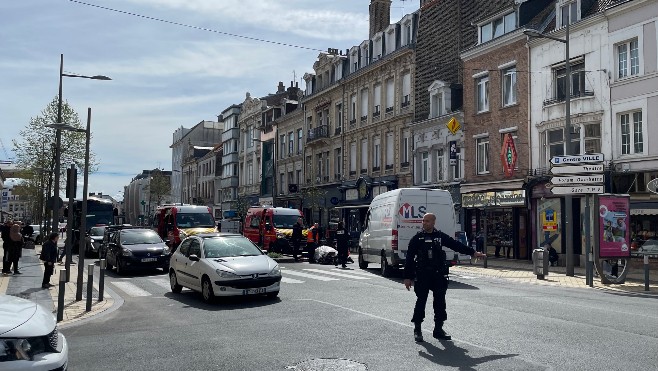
162;246;170;255
0;337;49;361
269;265;281;277
276;232;285;239
121;248;133;256
215;269;239;279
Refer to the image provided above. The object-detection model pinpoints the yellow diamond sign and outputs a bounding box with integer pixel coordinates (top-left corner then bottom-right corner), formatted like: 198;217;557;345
446;117;461;134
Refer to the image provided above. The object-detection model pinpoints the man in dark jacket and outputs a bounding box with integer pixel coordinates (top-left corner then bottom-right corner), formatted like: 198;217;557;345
404;213;485;342
334;221;349;268
1;220;12;274
40;232;59;288
291;217;304;261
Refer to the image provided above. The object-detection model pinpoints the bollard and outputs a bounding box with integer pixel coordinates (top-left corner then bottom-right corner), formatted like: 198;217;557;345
57;269;66;322
86;263;94;312
98;259;106;301
645;254;650;292
483;254;488;268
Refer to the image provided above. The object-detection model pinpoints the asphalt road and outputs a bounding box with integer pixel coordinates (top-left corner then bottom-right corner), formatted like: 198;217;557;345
61;261;658;371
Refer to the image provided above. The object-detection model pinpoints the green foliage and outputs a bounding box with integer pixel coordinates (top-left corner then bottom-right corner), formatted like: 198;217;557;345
302;181;327;212
146;168;171;206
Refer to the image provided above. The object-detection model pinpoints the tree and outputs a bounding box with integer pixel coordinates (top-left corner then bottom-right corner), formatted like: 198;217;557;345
146;168;171;207
11;97;97;224
301;181;327;223
234;195;251;224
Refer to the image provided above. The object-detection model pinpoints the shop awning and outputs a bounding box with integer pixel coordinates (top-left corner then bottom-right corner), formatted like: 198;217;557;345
333;205;371;209
631;201;658;215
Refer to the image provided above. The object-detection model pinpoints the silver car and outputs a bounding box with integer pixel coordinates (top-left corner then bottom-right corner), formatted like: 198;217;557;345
168;233;281;303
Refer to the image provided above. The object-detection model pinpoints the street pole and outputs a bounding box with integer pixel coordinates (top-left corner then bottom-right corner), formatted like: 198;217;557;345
51;55;64;235
564;19;575;277
76;108;91;301
272;135;277;207
65;164;75;282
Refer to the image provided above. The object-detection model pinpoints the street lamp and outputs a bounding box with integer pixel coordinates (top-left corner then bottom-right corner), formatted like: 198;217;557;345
524;18;575;276
50;54;111;238
253;138;277;207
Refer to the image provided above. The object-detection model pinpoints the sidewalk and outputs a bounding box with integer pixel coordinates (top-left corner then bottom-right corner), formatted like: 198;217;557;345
0;242;115;327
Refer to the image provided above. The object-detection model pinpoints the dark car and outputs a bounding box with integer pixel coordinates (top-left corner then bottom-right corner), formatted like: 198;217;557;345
99;224;134;258
84;226;106;258
105;228;170;275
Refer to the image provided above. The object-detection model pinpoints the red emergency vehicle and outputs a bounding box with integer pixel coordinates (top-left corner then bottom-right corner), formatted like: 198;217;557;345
152;204;217;246
243;207;305;252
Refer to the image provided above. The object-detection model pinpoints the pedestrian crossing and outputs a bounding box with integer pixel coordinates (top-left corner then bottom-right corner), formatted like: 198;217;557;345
108;267;379;297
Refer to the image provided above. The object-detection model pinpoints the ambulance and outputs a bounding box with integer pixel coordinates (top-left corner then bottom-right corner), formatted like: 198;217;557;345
152;204;217;247
358;188;468;277
243;207;306;253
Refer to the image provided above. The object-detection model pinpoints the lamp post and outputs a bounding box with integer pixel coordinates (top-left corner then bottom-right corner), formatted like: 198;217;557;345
50;54;111;236
253;137;276;207
525;18;576;276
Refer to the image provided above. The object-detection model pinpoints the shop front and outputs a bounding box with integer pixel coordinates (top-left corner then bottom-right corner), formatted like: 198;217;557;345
462;190;528;259
629;200;658;245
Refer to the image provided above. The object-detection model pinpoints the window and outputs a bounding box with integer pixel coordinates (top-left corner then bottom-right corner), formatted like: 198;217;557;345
476;75;489;112
361;89;369;119
288;172;294;190
554;61;586;101
437;149;444;181
334;148;342;178
620;111;643;155
247;126;254;147
247;161;254;184
350;142;357;172
288;132;294;155
296;169;302;184
431;92;443;118
280;173;285;194
560;1;578;27
428;80;451;118
617;39;639;79
280;134;286;159
317;154;323;178
479;12;516;43
403;21;412;46
324;151;330;181
502;67;517;106
361;139;368;171
373;84;381;115
402;73;411;107
297;129;303;154
421;152;429;183
373;36;382;60
335;103;343;133
386;28;396;54
361;44;369;67
476;137;489;174
541;128;577;166
373;137;381;169
583;123;601;154
401;131;410;164
351;51;359;72
386;78;395;111
350;94;357;121
386;132;394;167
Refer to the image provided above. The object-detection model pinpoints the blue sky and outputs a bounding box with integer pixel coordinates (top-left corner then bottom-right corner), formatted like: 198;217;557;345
0;0;419;201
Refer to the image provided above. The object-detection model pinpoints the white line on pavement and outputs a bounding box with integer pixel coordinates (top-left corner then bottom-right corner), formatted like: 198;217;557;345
148;278;172;290
304;268;371;280
331;268;376;277
282;270;339;281
281;277;304;284
111;281;152;297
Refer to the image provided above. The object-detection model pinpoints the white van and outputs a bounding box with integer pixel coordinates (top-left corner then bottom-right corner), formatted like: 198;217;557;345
358;188;469;277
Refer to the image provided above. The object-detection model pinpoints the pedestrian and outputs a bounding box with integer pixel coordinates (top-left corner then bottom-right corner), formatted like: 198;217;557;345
403;213;485;342
1;220;13;275
306;222;319;262
7;223;25;274
546;243;559;266
40;232;59;288
292;217;304;261
335;221;349;268
21;223;34;241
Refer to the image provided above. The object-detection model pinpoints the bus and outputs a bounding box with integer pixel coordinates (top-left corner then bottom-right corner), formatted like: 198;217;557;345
70;197;115;253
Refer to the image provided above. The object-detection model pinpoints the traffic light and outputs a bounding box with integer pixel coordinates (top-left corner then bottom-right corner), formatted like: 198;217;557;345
66;167;77;198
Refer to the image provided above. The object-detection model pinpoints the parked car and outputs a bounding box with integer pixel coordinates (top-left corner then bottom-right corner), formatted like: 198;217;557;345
98;224;134;258
633;239;658;257
28;225;43;244
84;226;106;258
169;233;281;303
0;294;68;370
105;228;170;275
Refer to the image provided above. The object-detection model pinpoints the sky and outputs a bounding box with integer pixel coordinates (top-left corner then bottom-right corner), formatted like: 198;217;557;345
0;0;420;202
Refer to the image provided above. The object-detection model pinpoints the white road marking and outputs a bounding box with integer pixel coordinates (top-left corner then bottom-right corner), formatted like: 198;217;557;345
148;277;172;290
332;268;376;277
303;269;371;280
282;270;339;281
281;277;305;284
111;281;152;297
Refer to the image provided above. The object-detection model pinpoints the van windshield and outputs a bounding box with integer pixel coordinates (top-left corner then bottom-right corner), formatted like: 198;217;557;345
272;215;299;228
176;213;215;228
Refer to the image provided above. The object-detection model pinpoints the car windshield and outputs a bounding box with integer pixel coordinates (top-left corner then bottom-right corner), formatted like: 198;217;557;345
203;237;263;258
176;213;215;228
90;227;105;236
121;230;163;245
272;214;300;228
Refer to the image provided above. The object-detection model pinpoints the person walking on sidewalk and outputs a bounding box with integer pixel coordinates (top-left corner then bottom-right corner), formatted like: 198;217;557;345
1;220;12;275
334;221;349;268
6;223;25;274
403;213;486;342
40;232;59;288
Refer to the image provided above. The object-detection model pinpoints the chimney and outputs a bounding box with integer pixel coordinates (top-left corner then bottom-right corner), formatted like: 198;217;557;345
277;81;285;93
369;0;391;38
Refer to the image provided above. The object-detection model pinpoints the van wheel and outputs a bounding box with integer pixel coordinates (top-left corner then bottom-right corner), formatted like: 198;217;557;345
381;254;391;277
358;248;368;269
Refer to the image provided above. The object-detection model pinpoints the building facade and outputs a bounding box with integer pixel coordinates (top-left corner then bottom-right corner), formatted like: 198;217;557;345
218;105;241;219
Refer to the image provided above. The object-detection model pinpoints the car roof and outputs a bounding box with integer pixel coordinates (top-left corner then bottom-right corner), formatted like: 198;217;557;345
188;232;243;239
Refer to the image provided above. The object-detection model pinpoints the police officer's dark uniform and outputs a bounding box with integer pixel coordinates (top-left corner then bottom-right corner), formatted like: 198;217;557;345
404;227;475;342
334;222;349;268
292;220;303;261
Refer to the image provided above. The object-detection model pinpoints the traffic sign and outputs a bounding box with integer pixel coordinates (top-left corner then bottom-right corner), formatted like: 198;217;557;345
550;175;604;185
550;185;604;195
648;178;658;194
446;117;461;134
550;153;604;165
549;164;604;175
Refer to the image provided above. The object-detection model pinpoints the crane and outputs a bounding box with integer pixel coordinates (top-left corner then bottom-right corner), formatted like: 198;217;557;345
0;138;13;165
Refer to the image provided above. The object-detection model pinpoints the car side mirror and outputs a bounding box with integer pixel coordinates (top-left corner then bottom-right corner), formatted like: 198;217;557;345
189;254;200;262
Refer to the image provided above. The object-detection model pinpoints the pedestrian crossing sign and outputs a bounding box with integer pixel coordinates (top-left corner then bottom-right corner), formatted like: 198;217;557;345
446;117;461;134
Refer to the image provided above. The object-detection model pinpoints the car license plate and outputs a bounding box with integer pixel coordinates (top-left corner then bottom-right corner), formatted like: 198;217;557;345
242;288;266;295
141;257;158;262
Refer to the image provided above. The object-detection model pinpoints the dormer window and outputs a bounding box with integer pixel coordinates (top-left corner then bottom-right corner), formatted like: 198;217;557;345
479;11;516;43
361;44;369;67
351;50;359;72
386;27;396;54
428;80;452;118
558;0;579;27
373;35;383;61
401;17;413;46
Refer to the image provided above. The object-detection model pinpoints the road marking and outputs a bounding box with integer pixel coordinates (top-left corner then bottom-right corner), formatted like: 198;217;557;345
282;270;339;281
332;268;375;277
304;269;371;280
281;277;304;284
111;281;152;297
148;277;172;290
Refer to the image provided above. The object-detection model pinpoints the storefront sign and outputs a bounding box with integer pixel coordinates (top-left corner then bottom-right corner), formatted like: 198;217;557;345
345;189;358;201
500;133;517;177
597;195;630;258
462;190;525;208
449;141;458;166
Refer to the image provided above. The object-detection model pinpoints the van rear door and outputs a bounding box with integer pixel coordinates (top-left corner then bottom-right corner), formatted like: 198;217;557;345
426;191;469;262
395;190;428;261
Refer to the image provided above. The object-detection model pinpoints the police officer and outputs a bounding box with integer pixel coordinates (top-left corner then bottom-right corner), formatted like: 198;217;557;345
404;213;485;342
334;221;349;268
292;217;304;261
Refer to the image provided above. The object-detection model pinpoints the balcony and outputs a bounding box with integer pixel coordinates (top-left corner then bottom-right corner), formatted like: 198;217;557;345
385;164;394;170
307;125;329;144
219;176;239;189
221;127;239;142
334;127;342;135
222;152;239;164
372;166;381;172
385;106;394;113
543;90;594;106
360;169;367;174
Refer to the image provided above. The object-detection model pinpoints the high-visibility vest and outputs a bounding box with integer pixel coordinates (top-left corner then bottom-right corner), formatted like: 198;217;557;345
307;226;317;243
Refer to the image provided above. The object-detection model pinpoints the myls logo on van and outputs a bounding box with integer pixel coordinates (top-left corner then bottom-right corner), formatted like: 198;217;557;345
399;203;426;220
